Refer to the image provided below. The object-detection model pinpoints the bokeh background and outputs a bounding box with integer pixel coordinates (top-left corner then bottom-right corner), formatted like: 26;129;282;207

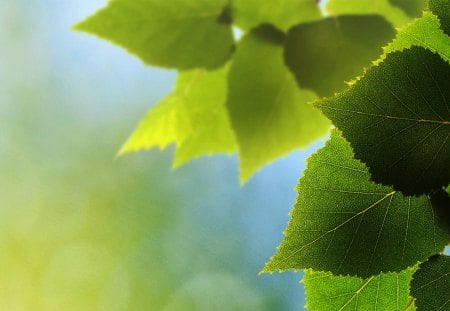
0;1;330;310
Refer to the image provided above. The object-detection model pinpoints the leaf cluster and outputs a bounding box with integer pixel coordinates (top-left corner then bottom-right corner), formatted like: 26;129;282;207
76;0;450;310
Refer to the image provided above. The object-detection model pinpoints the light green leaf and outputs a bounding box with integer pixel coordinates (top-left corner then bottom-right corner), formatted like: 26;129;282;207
411;255;450;311
430;0;450;36
316;47;450;195
226;25;330;182
120;66;236;166
325;0;413;27
388;0;428;18
263;130;450;277
284;15;395;97
304;268;416;311
382;12;450;64
232;0;321;32
74;0;234;70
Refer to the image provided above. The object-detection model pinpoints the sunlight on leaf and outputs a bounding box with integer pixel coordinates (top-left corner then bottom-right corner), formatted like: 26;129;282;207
74;0;234;70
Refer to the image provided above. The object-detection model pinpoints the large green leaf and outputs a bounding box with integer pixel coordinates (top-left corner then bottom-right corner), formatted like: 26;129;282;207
411;255;450;311
226;25;330;181
263;130;450;277
284;15;395;97
430;0;450;36
383;12;450;64
232;0;321;32
120;66;236;166
325;0;412;27
316;47;450;195
388;0;427;18
304;268;416;311
74;0;234;70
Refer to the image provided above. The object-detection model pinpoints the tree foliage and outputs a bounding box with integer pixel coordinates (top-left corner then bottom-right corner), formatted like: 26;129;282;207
77;0;450;309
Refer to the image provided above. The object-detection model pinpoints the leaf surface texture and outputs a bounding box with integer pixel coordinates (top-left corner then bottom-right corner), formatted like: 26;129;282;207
264;130;450;277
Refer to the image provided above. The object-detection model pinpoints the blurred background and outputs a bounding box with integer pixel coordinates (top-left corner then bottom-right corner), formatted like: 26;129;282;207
0;1;329;310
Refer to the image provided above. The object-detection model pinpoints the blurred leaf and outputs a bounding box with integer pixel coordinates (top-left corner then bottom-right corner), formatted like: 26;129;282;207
74;0;234;70
226;25;329;181
316;47;450;195
284;15;394;97
263;130;450;277
382;12;450;64
430;0;450;36
232;0;321;31
304;268;416;311
388;0;427;17
325;0;412;27
120;66;236;166
411;255;450;311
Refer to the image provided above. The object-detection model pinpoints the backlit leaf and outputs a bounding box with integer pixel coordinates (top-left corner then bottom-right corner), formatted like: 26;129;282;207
325;0;412;27
304;268;416;311
411;255;450;311
284;15;395;97
120;66;236;166
388;0;427;18
226;25;330;181
382;12;450;64
232;0;321;32
74;0;234;70
316;47;450;195
263;130;450;277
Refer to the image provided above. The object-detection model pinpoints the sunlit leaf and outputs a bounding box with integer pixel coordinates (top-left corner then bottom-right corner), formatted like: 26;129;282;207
74;0;234;70
304;268;416;311
382;12;450;64
226;25;330;181
120;66;236;166
284;15;394;96
263;130;450;277
388;0;427;18
232;0;321;31
411;255;450;311
316;47;450;195
430;0;450;36
325;0;412;27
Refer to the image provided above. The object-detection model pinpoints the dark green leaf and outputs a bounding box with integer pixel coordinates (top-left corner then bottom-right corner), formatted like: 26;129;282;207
232;0;321;32
120;66;236;165
430;0;450;36
284;15;395;97
304;268;416;311
411;255;450;311
263;130;450;277
74;0;234;70
226;25;330;181
316;46;450;195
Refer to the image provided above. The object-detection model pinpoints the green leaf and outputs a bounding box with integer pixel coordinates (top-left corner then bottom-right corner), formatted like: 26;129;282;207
388;0;427;17
304;268;416;311
226;25;330;181
411;255;450;311
316;46;450;195
284;15;395;97
325;0;413;27
232;0;321;32
382;12;450;64
263;130;450;277
74;0;234;70
120;66;236;166
430;0;450;36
